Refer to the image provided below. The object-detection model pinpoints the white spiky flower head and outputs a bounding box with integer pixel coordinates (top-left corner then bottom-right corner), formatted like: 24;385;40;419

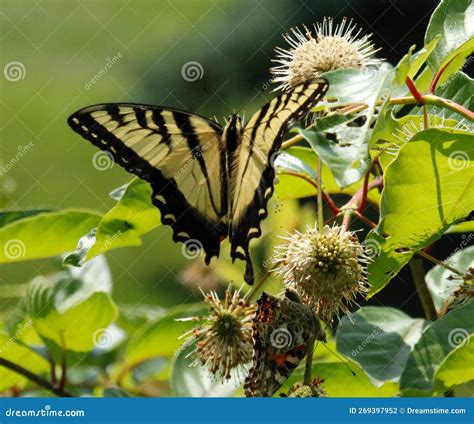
178;287;255;382
271;17;381;91
273;224;370;322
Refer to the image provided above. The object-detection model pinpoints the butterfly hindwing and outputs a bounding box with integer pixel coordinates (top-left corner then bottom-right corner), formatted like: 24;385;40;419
229;79;329;283
244;290;325;397
68;104;227;262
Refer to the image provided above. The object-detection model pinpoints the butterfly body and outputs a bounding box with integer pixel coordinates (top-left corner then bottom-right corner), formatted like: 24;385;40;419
68;79;328;284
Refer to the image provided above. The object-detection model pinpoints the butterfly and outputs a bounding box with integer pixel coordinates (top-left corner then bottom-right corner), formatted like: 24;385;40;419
68;79;328;284
244;289;326;397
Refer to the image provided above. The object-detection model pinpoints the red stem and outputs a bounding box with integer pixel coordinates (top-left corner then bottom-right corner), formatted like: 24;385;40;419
429;55;457;94
354;211;377;228
322;191;340;216
358;157;379;213
405;77;424;104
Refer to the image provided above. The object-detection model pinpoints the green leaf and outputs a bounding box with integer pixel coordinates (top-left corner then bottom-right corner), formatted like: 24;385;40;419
393;37;440;87
447;221;474;233
301;65;393;188
26;262;118;352
0;209;102;263
64;179;161;266
426;246;474;312
274;151;316;180
425;0;474;82
399;300;474;393
367;128;474;295
280;362;399;397
0;209;51;228
116;304;204;385
170;341;242;397
322;65;393;106
0;334;50;391
432;72;473;120
435;334;474;389
336;307;426;384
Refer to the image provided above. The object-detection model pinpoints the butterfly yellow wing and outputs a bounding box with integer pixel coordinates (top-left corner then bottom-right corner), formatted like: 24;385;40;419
229;79;329;283
68;104;227;262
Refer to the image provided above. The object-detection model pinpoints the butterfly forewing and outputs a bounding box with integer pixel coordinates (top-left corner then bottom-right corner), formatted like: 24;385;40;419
68;104;228;262
229;79;329;283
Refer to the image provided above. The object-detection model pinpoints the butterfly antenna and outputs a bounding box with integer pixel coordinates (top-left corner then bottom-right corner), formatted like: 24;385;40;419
316;340;357;377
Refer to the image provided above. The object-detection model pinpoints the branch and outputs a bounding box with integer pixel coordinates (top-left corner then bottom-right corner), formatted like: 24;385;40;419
409;257;438;320
0;357;73;397
279;171;339;215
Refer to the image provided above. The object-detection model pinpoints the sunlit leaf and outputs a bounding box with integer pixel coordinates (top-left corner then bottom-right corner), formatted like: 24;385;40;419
25;260;118;352
0;209;101;263
425;0;474;82
0;334;49;391
65;178;161;266
434;334;474;389
367;128;474;295
400;301;474;394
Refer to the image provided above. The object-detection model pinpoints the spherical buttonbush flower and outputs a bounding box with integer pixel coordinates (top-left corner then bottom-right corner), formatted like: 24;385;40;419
271;17;380;91
273;224;369;322
179;288;255;381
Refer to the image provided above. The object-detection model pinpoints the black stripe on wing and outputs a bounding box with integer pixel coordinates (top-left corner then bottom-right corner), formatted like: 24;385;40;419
230;79;329;284
68;104;226;263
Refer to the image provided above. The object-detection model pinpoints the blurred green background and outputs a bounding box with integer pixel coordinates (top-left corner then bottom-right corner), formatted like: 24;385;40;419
0;0;437;313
